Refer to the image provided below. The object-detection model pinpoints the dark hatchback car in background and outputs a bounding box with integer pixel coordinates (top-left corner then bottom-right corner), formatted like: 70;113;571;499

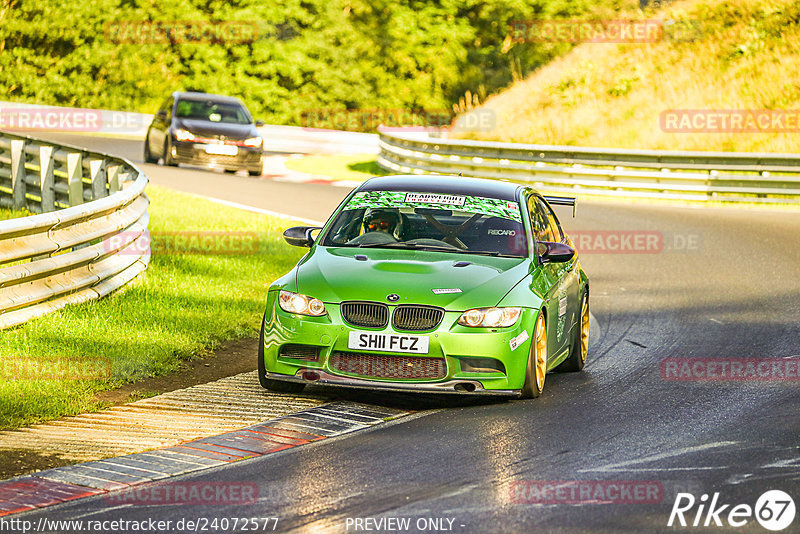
144;91;265;176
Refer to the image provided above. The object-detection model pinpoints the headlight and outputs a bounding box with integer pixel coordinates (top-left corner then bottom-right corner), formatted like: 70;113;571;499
278;290;327;316
243;136;263;147
174;128;195;141
457;307;521;327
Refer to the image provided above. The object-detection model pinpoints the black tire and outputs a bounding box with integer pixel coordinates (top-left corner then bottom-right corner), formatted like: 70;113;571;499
248;161;263;177
258;313;305;393
557;290;589;372
163;139;177;166
143;136;158;163
521;312;547;398
224;169;237;174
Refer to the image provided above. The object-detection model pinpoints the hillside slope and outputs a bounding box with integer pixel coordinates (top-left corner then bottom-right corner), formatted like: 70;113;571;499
457;0;800;153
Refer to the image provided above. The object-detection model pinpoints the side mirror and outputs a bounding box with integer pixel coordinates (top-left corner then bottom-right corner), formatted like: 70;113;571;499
155;110;168;120
536;241;575;263
255;120;266;127
283;226;322;247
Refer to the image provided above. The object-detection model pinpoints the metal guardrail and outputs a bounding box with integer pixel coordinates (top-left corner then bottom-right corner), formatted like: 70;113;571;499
0;131;150;329
377;130;800;202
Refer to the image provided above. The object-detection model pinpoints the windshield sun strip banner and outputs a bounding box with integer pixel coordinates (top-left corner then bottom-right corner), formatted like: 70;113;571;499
345;191;522;223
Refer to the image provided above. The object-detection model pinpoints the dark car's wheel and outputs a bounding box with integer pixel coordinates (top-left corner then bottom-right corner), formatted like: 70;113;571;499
521;312;547;398
557;290;589;372
258;313;305;393
143;135;158;163
163;139;177;166
248;162;263;177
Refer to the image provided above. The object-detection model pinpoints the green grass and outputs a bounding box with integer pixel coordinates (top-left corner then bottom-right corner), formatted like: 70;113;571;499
284;154;387;182
0;207;32;221
0;185;305;429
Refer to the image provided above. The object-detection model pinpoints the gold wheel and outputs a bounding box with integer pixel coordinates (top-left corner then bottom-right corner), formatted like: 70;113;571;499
534;313;547;391
522;313;547;398
580;294;589;363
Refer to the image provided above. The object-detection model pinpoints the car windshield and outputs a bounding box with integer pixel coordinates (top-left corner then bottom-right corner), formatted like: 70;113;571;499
175;99;252;125
322;191;528;257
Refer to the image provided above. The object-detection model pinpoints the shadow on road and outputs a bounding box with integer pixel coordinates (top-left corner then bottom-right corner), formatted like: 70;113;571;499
303;383;512;411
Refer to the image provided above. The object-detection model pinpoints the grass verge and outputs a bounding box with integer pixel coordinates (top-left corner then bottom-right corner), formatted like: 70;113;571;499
0;185;305;429
284;154;386;182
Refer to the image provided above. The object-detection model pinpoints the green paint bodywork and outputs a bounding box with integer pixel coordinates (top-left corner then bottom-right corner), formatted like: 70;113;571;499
261;184;589;396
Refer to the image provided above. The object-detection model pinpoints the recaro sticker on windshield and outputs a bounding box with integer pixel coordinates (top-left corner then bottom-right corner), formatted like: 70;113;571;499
346;191;522;223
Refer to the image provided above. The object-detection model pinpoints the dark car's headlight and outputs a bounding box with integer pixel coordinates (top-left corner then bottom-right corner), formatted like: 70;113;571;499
243;136;263;148
174;128;195;141
279;290;327;316
458;307;521;327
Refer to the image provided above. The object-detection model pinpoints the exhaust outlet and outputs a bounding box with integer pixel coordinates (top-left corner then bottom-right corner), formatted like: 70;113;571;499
454;382;477;392
302;371;320;381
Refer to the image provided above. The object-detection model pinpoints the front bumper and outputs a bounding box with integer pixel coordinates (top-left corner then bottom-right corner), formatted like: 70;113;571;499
261;291;537;395
172;140;262;171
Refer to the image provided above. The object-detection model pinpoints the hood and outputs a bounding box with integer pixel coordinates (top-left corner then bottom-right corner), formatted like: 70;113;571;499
174;118;257;140
295;246;530;310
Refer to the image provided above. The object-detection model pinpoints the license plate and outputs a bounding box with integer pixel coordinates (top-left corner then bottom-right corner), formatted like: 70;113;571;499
204;144;238;156
348;331;429;354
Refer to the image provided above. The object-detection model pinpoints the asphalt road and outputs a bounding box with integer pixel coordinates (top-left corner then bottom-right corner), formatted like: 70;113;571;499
28;132;347;222
17;134;800;533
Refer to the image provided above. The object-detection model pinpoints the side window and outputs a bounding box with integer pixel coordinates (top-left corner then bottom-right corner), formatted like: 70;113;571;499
541;199;564;242
527;195;555;242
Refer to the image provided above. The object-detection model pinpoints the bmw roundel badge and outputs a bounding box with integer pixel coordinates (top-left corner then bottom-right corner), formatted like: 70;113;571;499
387;294;400;302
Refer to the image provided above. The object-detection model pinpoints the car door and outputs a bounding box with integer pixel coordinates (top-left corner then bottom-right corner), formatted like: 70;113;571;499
528;195;572;358
148;96;173;155
538;195;580;353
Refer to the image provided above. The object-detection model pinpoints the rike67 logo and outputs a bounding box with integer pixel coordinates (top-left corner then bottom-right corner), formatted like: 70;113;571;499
668;490;795;531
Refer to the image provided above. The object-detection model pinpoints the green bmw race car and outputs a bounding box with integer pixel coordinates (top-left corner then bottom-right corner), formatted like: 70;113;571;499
259;175;589;398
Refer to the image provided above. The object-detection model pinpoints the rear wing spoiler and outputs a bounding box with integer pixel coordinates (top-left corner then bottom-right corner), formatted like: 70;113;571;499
543;196;577;217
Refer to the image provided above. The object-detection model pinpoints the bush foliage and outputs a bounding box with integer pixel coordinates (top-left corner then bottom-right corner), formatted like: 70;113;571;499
0;0;631;130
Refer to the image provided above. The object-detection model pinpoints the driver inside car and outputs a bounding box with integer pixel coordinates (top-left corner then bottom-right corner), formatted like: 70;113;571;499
346;208;402;244
364;209;399;236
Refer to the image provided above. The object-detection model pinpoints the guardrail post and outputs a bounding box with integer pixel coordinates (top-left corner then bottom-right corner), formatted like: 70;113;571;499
89;159;107;200
39;145;55;212
107;163;121;194
66;152;83;206
10;139;26;208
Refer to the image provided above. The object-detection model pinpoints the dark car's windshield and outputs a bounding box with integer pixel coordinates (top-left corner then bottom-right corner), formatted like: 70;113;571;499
175;98;252;125
322;191;528;257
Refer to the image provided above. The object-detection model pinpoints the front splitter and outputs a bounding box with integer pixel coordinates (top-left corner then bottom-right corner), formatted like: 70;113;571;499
266;370;520;397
